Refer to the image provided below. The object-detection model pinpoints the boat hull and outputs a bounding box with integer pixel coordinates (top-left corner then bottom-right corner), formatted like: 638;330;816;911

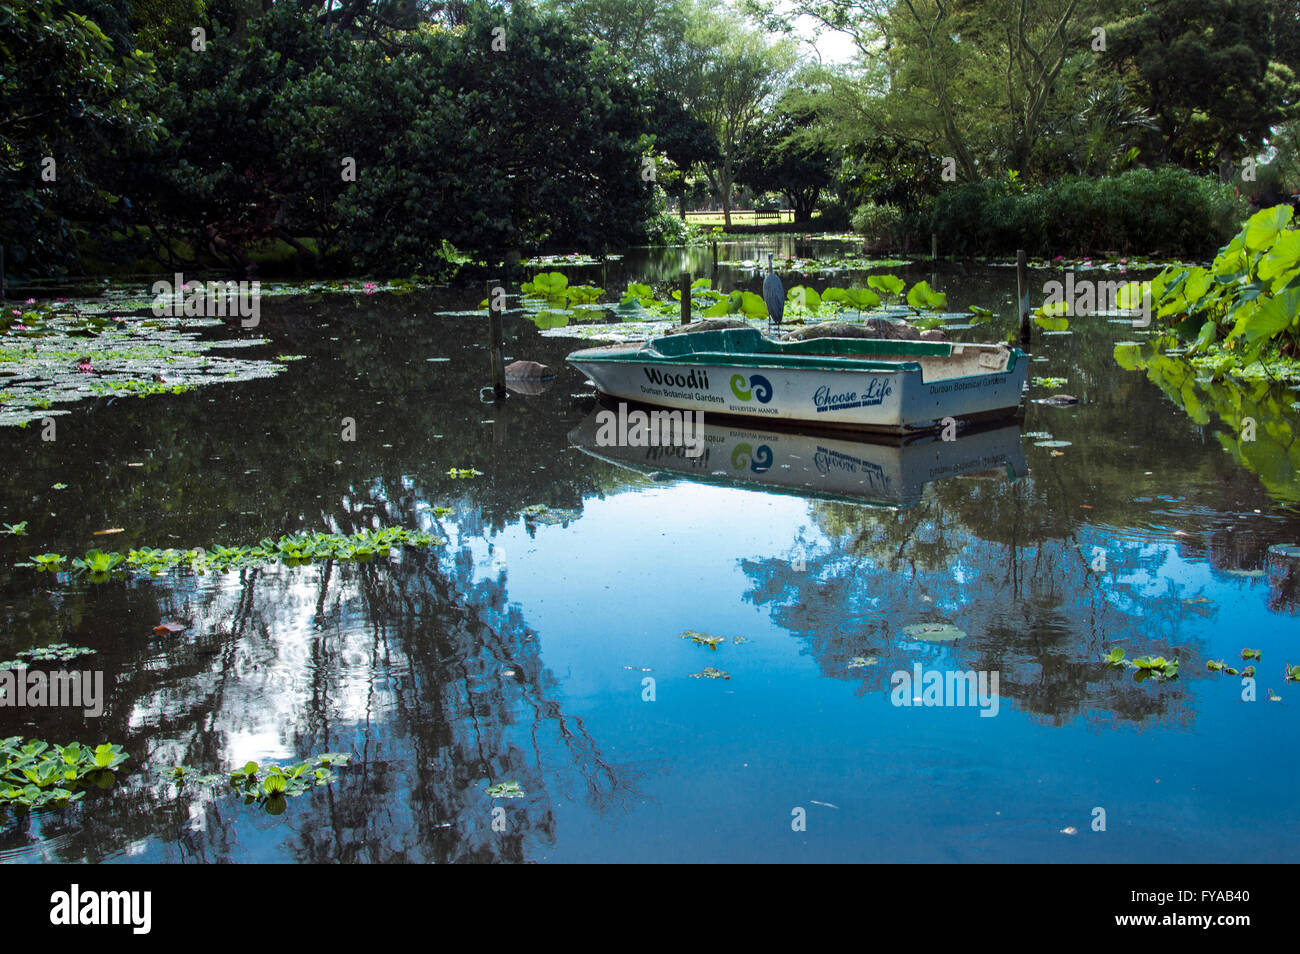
568;345;1027;433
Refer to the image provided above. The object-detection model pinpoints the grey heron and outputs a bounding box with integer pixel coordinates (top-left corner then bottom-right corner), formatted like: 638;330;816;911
763;252;784;330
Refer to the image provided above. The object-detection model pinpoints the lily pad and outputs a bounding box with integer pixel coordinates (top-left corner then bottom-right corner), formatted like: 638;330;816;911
902;623;967;642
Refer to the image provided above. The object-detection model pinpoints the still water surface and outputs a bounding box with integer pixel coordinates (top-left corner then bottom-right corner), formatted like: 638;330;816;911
2;243;1298;862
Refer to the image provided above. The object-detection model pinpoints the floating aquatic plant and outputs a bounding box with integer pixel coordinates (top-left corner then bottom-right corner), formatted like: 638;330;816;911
681;630;725;650
1109;651;1179;681
24;527;443;581
154;753;355;814
447;467;482;479
520;504;580;527
1131;656;1180;681
1;737;127;810
1;303;288;428
688;667;730;680
227;754;349;808
1242;648;1262;661
486;780;525;798
903;622;967;642
0;643;95;669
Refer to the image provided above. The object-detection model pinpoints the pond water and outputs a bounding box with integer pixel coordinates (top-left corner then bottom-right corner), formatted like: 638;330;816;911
2;242;1298;863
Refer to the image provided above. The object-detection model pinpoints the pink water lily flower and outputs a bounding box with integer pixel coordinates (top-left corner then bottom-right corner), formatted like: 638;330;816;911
25;298;35;304
76;362;94;373
363;282;379;295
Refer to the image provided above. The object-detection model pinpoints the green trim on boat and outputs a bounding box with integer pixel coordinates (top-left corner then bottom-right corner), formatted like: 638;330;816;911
569;327;1024;376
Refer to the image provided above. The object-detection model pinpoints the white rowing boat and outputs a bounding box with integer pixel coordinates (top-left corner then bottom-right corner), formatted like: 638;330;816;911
566;327;1028;434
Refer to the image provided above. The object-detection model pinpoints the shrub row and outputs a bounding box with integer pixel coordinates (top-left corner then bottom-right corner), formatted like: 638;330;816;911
908;168;1247;258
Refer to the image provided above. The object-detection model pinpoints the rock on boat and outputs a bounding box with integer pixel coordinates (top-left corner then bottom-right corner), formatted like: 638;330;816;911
566;327;1029;434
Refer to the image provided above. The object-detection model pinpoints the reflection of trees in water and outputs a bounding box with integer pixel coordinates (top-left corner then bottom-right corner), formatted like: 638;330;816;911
0;494;636;864
742;478;1202;729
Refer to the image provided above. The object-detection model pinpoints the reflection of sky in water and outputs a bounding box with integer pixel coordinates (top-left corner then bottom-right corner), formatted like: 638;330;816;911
486;482;1300;862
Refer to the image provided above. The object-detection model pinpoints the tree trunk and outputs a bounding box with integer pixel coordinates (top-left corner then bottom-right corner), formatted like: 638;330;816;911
719;161;734;229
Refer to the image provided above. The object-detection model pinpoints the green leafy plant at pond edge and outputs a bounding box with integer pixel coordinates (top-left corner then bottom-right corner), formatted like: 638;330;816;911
1;738;127;810
1137;206;1300;383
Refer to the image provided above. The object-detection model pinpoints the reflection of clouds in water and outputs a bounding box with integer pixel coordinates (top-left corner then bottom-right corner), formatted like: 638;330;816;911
126;562;402;755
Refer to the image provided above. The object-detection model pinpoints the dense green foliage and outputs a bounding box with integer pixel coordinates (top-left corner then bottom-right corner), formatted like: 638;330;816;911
5;0;661;277
918;167;1246;257
5;0;1300;274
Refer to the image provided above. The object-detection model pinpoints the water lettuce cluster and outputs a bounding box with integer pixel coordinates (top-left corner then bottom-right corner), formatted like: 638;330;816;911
27;527;444;581
1;738;128;810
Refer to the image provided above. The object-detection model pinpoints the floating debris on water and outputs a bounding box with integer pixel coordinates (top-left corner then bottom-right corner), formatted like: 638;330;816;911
689;667;730;680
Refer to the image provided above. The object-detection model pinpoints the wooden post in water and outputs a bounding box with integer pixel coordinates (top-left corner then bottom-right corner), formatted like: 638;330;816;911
487;278;506;399
931;233;938;261
1016;249;1031;344
0;246;6;300
680;267;691;325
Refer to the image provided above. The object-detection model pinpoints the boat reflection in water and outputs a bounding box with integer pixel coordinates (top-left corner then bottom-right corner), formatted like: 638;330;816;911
568;402;1027;508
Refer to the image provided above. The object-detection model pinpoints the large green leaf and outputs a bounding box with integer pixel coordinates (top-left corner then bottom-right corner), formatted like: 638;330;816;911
906;280;947;310
1243;205;1294;253
866;274;905;296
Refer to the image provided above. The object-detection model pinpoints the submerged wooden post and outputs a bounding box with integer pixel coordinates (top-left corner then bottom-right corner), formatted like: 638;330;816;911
487;278;506;399
931;233;938;261
0;246;6;300
1016;248;1031;344
680;267;691;325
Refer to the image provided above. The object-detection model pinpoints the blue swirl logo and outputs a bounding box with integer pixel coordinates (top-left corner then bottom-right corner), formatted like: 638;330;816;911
730;373;773;404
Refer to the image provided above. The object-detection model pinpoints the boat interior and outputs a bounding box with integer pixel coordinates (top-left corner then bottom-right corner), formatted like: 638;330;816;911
641;327;1017;381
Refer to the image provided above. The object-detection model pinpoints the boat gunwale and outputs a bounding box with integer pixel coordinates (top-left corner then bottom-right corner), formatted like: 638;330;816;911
566;329;1026;381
